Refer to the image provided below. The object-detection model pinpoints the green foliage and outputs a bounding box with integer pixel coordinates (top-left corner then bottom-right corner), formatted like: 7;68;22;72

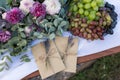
69;53;120;80
20;55;31;62
37;15;69;39
0;0;70;67
0;0;10;10
0;55;12;72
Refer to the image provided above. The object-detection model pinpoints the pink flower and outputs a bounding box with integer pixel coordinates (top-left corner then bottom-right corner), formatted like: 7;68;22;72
30;2;46;17
0;30;11;42
5;8;25;24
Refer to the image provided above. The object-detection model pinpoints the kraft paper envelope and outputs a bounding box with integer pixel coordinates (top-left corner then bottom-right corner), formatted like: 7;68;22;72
32;40;65;79
54;37;79;73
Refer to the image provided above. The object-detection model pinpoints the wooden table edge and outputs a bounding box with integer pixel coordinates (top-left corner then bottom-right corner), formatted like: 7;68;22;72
22;46;120;80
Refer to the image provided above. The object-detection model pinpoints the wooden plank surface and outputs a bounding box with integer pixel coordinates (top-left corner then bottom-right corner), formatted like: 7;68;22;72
22;46;120;80
77;46;120;63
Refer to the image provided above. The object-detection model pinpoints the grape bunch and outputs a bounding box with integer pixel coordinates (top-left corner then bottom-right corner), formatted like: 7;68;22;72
70;0;104;21
68;1;118;40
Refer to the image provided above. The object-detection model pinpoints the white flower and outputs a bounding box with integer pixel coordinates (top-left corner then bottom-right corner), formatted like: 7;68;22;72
2;13;7;19
19;0;35;13
25;27;31;34
43;0;61;15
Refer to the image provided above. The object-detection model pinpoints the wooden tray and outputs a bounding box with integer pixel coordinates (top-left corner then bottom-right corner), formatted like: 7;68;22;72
22;46;120;80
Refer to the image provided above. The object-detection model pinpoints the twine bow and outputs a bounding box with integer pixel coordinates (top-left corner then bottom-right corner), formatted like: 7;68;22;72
38;48;56;64
38;47;60;73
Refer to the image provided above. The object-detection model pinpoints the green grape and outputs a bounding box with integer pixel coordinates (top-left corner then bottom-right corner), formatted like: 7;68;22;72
91;1;97;8
99;1;104;7
73;5;78;12
96;0;104;6
84;3;91;9
90;11;96;15
83;0;92;3
84;10;89;16
89;13;95;20
78;8;84;15
78;3;83;8
93;6;99;11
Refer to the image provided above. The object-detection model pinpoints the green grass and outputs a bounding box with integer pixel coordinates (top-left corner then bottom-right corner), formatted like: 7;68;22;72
69;53;120;80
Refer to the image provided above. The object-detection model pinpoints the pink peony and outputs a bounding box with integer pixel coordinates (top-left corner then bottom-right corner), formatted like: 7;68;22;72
5;8;25;24
30;2;46;17
0;30;11;42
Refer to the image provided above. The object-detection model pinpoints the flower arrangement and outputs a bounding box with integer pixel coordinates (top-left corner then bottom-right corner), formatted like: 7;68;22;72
0;0;70;71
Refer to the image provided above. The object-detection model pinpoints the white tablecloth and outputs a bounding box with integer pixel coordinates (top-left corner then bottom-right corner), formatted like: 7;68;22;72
0;0;120;80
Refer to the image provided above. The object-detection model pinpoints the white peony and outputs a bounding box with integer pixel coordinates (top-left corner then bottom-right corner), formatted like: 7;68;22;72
19;0;35;13
43;0;61;15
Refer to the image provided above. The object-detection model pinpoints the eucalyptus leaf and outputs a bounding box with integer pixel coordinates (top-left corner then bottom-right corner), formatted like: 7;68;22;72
17;39;27;47
59;0;68;6
20;55;31;62
37;34;43;39
49;27;56;33
53;19;60;27
33;32;40;36
20;32;26;38
11;25;18;31
0;0;10;10
59;21;68;28
49;33;55;40
8;37;20;45
18;28;24;32
40;19;48;25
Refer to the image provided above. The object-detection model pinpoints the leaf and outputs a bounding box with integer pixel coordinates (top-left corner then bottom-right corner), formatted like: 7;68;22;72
17;39;27;47
37;34;43;39
6;56;12;63
20;55;31;62
40;19;48;25
49;33;55;40
6;0;12;5
59;0;68;6
58;21;67;28
11;25;18;31
20;32;26;38
8;37;20;45
46;15;52;20
33;32;40;36
49;27;56;33
0;0;10;10
53;19;60;27
59;8;65;16
18;28;24;32
0;67;4;72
